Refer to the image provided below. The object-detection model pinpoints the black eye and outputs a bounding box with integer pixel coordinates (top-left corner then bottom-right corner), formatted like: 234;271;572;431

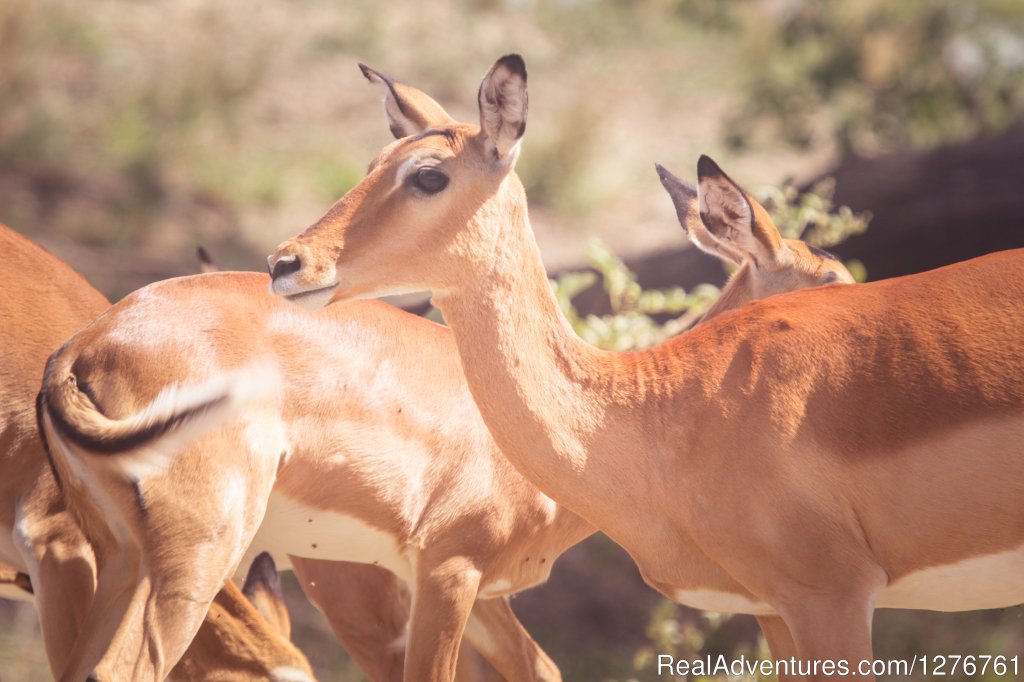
413;168;449;194
822;272;839;284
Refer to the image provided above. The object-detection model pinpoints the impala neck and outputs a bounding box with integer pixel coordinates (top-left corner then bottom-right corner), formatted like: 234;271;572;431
435;177;625;516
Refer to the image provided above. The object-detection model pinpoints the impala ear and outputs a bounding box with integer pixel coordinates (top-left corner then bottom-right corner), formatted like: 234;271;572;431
655;163;743;266
359;63;454;139
697;155;783;268
241;552;292;639
477;54;528;163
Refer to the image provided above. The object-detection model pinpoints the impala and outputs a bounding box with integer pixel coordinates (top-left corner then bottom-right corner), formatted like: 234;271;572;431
36;151;849;679
0;223;109;675
0;553;316;681
172;552;316;682
0;224;433;680
267;56;1024;679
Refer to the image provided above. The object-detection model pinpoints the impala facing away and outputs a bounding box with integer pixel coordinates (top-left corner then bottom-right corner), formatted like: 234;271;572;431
35;145;851;680
0;224;319;680
268;56;1024;679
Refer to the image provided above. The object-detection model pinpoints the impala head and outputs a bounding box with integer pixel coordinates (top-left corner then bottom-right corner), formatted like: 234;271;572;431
174;552;316;682
656;156;854;319
268;54;529;307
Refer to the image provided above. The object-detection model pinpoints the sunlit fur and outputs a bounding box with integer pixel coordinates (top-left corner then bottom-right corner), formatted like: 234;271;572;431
40;274;576;682
0;225;319;682
36;185;851;680
0;225;107;678
171;554;316;682
268;56;1024;681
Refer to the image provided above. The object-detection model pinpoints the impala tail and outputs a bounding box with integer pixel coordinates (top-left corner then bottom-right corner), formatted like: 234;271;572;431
39;353;281;480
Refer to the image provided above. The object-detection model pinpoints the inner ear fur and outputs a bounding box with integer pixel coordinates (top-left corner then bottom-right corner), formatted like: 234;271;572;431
696;155;782;266
242;552;292;638
656;163;744;266
477;54;528;161
359;63;454;139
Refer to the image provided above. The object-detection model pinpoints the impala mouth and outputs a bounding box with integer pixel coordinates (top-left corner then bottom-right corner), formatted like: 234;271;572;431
281;283;339;310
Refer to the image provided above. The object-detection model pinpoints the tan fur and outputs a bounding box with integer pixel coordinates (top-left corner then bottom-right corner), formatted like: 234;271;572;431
40;275;579;682
267;56;1024;681
38;188;841;680
0;225;321;681
0;224;109;677
172;553;315;682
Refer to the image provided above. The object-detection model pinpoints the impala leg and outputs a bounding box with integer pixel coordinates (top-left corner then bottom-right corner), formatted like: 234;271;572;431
464;596;562;682
28;530;97;677
781;596;877;681
90;435;276;681
405;555;482;682
756;615;798;682
291;557;409;682
57;539;141;682
13;488;97;679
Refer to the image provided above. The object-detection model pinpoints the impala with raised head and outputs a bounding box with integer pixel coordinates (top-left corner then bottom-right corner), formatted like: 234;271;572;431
268;55;1024;679
35;138;851;681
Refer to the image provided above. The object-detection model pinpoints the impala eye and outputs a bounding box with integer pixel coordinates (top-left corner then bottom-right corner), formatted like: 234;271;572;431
413;168;449;194
822;272;840;284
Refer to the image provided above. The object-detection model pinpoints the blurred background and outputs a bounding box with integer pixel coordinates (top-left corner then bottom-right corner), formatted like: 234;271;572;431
2;0;1024;679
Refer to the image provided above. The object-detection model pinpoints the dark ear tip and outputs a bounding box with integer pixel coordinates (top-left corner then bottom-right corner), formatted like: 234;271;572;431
654;162;672;185
655;163;696;195
196;245;212;264
496;54;527;79
358;63;381;83
696;154;723;180
242;551;282;600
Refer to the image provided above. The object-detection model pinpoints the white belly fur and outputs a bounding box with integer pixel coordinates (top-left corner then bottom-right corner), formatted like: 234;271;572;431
879;544;1024;611
674;588;776;615
240;491;412;584
672;544;1024;616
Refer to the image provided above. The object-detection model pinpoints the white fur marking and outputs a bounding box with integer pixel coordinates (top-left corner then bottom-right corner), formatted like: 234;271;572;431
0;583;34;603
393;156;419;191
243;492;412;585
674;588;775;616
879;545;1024;611
102;361;282;480
478;578;513;599
270;667;315;682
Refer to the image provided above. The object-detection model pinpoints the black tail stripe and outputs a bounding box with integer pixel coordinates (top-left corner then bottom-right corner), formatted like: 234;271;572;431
45;392;230;455
36;390;63;494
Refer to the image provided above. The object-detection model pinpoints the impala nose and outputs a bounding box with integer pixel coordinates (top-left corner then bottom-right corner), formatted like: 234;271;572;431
269;253;302;280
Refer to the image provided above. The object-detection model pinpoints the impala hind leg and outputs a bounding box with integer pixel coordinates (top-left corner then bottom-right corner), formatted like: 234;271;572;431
26;529;97;677
406;555;482;682
89;431;278;680
13;488;97;679
464;596;562;681
57;540;141;682
291;557;409;682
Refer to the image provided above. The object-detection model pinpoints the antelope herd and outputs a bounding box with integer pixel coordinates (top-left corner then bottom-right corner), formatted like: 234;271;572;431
0;53;1020;681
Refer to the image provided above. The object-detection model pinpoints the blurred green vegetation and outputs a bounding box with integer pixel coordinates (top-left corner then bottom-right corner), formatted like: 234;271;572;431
723;0;1024;154
552;179;868;351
